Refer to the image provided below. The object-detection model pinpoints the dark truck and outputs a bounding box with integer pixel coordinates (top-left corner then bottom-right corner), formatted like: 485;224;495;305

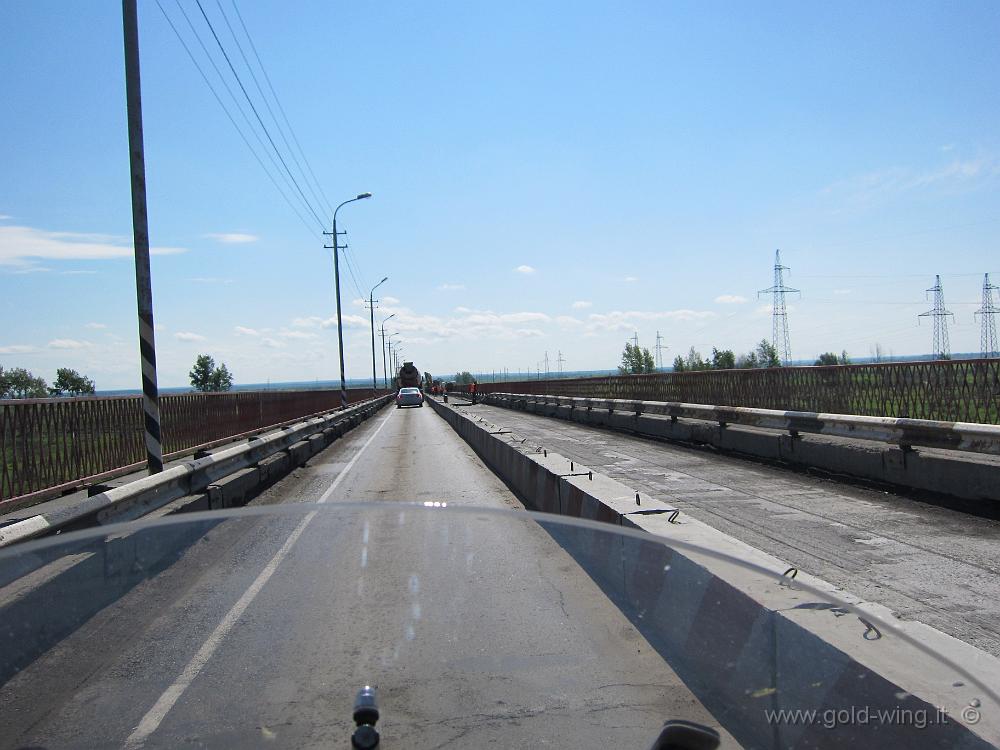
398;361;422;389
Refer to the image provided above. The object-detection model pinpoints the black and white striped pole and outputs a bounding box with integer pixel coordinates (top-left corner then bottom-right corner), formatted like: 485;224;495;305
122;0;163;474
323;193;372;410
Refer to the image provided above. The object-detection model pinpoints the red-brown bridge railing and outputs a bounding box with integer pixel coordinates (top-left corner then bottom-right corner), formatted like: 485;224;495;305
476;359;1000;425
1;388;387;506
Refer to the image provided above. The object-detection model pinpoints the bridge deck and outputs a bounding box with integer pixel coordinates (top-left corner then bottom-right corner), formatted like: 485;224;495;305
0;404;736;749
458;401;1000;657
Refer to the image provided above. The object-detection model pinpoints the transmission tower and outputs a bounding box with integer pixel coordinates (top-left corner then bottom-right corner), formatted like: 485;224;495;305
758;249;799;365
918;275;954;359
631;331;640;349
975;273;1000;358
543;351;550;377
557;350;566;375
654;331;666;369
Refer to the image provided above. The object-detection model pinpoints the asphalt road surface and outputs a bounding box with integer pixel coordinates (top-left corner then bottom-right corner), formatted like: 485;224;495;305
0;403;739;749
457;400;1000;657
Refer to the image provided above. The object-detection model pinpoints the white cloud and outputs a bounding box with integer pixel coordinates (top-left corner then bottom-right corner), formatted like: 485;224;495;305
556;315;583;327
205;233;258;244
587;309;715;333
189;277;235;284
437;283;465;291
278;330;318;340
0;214;11;221
261;337;284;349
291;314;365;329
60;270;98;276
715;294;748;304
515;265;536;275
0;344;37;354
48;338;92;350
833;288;852;295
234;326;259;336
571;300;592;309
941;144;955;152
85;322;107;329
0;223;186;268
174;331;207;342
381;296;400;305
624;276;639;282
821;156;1000;207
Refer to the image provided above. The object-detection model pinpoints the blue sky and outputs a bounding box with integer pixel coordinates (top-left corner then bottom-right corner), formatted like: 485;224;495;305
2;1;999;389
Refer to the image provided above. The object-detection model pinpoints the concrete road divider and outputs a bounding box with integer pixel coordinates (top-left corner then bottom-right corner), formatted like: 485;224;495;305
426;394;1000;749
481;393;1000;503
0;395;393;549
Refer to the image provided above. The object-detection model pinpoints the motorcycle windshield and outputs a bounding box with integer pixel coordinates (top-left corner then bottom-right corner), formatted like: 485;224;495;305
0;503;996;749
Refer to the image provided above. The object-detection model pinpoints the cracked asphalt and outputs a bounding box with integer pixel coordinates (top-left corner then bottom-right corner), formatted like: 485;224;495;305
458;400;1000;657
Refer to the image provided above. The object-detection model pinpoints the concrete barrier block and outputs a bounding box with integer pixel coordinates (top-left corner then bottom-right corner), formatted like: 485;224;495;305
256;451;289;485
308;434;325;455
288;440;311;467
209;467;260;508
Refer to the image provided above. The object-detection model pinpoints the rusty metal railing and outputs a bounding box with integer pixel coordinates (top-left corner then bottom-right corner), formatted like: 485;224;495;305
476;359;1000;425
0;388;387;506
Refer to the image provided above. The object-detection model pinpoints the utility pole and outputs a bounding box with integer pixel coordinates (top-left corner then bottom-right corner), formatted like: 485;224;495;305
557;350;565;376
631;331;639;349
122;0;162;475
324;193;372;409
544;351;550;377
975;273;999;359
654;331;666;370
758;249;799;365
918;275;954;359
369;278;388;393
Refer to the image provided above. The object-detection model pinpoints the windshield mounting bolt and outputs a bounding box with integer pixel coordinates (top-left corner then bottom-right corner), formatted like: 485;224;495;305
636;492;641;506
668;510;680;524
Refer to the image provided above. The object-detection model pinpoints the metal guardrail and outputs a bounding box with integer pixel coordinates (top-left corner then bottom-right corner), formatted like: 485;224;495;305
486;392;1000;456
0;387;389;506
476;359;1000;425
0;395;393;548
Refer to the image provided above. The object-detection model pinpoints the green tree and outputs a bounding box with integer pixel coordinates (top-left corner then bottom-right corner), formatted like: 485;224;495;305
839;350;851;365
756;339;782;368
642;347;655;373
189;355;216;392
685;347;707;371
189;355;234;392
210;363;234;391
0;367;48;399
735;352;759;369
815;352;840;366
711;348;736;370
672;355;685;372
619;343;655;374
49;367;96;396
455;371;474;385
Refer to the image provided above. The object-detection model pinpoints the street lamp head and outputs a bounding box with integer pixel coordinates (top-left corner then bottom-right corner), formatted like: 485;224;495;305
380;276;389;284
357;192;373;200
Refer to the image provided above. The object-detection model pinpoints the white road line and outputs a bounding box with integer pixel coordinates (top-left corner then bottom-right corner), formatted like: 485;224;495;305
125;408;395;748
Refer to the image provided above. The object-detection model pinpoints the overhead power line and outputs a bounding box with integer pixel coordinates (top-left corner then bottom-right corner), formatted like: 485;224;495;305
156;0;320;238
227;0;335;217
193;0;326;228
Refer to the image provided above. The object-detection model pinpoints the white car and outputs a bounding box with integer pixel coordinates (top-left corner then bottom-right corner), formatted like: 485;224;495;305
396;387;423;408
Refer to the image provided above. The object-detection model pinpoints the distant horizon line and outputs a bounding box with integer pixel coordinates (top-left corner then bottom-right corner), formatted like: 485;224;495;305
94;351;986;395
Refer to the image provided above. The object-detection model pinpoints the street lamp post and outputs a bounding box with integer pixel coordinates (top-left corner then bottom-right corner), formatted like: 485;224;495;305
386;331;399;388
380;314;396;388
325;192;372;409
369;277;388;394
